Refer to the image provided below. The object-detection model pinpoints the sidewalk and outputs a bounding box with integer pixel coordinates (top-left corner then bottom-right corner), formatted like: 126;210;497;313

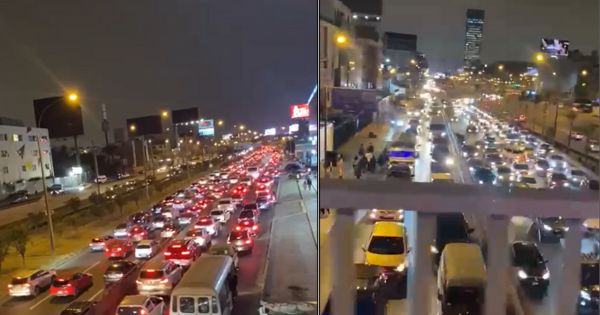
263;178;317;305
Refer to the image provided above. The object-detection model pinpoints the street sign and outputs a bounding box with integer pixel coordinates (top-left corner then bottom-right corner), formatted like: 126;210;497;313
290;104;310;119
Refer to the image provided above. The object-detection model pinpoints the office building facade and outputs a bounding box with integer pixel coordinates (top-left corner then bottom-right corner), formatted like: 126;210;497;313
464;9;485;68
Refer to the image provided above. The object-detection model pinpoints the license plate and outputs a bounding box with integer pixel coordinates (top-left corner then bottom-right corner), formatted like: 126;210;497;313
531;281;538;285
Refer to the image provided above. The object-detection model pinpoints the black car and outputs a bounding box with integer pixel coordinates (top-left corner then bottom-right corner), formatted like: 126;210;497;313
129;212;151;226
387;163;413;179
579;254;599;313
466;124;478;134
588;179;599;191
103;260;136;284
473;168;496;185
511;242;550;298
6;190;28;204
48;184;64;196
431;146;450;164
532;217;567;242
484;153;504;168
431;213;474;268
467;158;485;174
60;301;98;315
461;145;479;159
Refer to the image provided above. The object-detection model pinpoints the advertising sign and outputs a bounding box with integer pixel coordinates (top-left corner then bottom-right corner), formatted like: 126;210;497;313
289;124;299;133
540;38;570;57
331;87;379;112
290;104;310;119
126;115;163;137
264;128;276;136
197;119;215;136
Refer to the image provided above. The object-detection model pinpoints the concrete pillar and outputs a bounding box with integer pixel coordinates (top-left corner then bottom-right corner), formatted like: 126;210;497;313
553;219;583;315
330;209;356;315
407;211;436;315
484;214;510;315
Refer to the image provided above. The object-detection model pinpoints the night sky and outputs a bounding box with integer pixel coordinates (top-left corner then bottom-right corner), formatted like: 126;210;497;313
382;0;598;72
0;0;316;145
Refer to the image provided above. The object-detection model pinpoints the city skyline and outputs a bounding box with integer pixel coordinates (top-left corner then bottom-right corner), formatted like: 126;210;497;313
0;0;316;144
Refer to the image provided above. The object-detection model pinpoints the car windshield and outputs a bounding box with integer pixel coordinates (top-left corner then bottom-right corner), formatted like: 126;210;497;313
248;167;258;172
429;124;445;131
239;211;254;218
551;173;567;181
367;236;405;255
446;287;483;305
571;170;585;176
514;164;528;170
497;167;511;174
431;163;449;173
229;231;246;240
513;244;544;266
537;160;549;168
140;270;165;279
136;244;151;249
549;155;563;161
11;277;29;285
211;210;224;215
244;204;257;210
520;177;536;184
53;278;70;287
475;169;495;180
218;200;231;205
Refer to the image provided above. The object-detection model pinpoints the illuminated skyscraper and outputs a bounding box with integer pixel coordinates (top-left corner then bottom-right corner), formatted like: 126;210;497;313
464;9;485;68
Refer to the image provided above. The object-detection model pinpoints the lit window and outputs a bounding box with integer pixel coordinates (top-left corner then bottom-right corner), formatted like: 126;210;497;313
12;134;18;142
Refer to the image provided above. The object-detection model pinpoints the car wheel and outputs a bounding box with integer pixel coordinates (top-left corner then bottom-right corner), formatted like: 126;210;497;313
33;286;40;297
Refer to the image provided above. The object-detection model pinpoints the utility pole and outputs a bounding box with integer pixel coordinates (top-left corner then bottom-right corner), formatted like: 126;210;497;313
91;142;101;196
101;104;110;147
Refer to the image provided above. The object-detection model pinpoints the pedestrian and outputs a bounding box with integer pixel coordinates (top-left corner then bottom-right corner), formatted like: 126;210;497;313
358;154;368;175
353;157;363;179
305;175;312;191
336;154;344;179
358;144;365;156
367;142;375;153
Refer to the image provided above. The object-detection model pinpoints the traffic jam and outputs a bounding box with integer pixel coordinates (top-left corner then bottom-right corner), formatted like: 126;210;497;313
6;145;283;315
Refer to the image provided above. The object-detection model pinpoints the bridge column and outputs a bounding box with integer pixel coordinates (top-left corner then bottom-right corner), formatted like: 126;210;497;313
553;219;583;315
407;211;435;315
484;214;510;315
330;209;356;315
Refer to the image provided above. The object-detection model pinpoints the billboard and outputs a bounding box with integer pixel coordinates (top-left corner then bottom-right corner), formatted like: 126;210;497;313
384;32;417;51
126;115;163;137
290;104;310;119
331;87;379;112
289;124;299;133
197;119;215;136
33;96;84;138
540;38;569;57
264;128;276;136
172;107;199;124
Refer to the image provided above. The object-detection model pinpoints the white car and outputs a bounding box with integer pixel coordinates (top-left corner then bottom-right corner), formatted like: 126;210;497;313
9;270;56;297
89;235;113;252
113;223;131;239
216;198;235;213
185;229;212;248
570;169;588;187
547;154;568;171
160;225;177;238
229;176;239;184
116;295;165;315
137;261;182;296
210;209;231;224
135;240;159;259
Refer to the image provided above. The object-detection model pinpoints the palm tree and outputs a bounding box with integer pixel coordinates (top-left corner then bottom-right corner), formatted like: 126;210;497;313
565;110;578;148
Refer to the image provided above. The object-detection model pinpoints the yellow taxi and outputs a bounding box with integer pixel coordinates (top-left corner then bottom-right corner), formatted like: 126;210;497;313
431;162;452;182
364;221;408;272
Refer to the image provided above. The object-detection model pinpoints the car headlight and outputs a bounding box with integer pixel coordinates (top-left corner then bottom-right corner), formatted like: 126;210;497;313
396;263;406;272
542;270;550;280
441;132;447;137
581;290;592;301
445;158;454;166
430;245;439;254
369;213;377;219
518;269;528;279
474;152;479;157
478;180;484;184
543;224;552;231
564;226;569;232
563;182;570;187
469;167;475;172
498;175;504;180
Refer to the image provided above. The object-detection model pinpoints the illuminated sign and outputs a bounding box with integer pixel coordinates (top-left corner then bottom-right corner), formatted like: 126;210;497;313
309;124;317;132
289;124;299;133
264;128;276;136
290;104;310;119
197;119;215;136
222;133;232;140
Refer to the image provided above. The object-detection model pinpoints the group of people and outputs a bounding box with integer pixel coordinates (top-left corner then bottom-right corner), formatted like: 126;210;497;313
352;143;377;179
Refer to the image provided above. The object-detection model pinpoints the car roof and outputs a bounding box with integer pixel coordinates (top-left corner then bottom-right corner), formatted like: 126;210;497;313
137;240;153;245
119;294;150;306
14;269;42;278
372;221;405;237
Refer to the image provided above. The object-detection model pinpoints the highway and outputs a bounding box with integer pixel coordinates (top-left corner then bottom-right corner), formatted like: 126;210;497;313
0;154;288;315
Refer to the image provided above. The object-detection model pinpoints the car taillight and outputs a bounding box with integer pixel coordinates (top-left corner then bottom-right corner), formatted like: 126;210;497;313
116;247;123;251
164;252;171;256
160;278;169;284
181;251;191;256
252;225;258;230
235;226;241;231
245;240;252;244
136;280;142;285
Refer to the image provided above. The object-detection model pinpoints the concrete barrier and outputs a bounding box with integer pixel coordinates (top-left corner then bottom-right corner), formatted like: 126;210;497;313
92;264;141;315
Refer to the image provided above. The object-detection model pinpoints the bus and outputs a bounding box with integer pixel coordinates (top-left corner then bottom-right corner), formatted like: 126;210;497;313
170;255;237;315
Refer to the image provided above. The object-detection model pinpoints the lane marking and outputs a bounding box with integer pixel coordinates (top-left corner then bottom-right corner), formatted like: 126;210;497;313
82;260;101;273
28;293;52;310
88;288;104;301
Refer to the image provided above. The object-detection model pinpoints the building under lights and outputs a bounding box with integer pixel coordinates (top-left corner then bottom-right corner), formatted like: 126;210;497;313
464;9;485;68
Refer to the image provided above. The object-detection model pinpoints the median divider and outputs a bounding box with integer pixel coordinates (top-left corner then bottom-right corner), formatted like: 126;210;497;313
92;263;142;314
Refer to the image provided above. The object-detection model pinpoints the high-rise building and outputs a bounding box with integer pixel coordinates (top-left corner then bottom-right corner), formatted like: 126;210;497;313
464;9;485;68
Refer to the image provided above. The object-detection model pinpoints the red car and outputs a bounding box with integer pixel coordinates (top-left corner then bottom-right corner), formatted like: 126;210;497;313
256;176;272;187
255;183;269;193
130;225;147;242
232;184;249;195
186;205;202;215
235;219;260;237
196;199;209;209
50;273;93;297
104;239;133;259
164;240;199;267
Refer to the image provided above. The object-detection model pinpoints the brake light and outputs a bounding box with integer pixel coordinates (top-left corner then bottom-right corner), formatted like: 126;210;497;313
245;240;252;244
252;225;258;230
116;247;123;251
235;226;241;231
164;252;171;256
181;251;191;255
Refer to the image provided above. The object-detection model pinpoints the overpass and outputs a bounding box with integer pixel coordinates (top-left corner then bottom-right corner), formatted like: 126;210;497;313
320;178;597;315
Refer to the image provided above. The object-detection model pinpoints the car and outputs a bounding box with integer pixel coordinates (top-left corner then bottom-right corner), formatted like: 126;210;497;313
198;178;209;185
368;209;404;221
135;240;159;259
59;301;98;315
256;176;273;187
570;131;584;140
94;175;108;183
116;295;165;315
256;182;270;193
535;159;551;176
177;212;195;226
228;175;240;184
473;167;496;185
511;242;550;298
431;146;452;165
532;217;568;242
150;214;167;230
160;224;178;238
216;198;236;213
430;213;474;268
549;172;570;189
256;195;272;210
8;269;56;297
50;273;93;297
485;153;505;168
48;184;64;195
7;190;28;204
461;145;479;159
495;166;513;184
238;209;259;224
227;229;254;253
194;216;220;236
430;162;452;182
235;219;260;237
240;176;252;186
578;254;599;312
588;139;600;153
387;162;413;179
570;169;588;188
129;225;148;242
511;162;531;178
113;223;131;239
207;244;240;270
467;158;485;174
164;240;200;267
184;229;212;249
466;124;478;134
104;239;133;259
136;260;183;295
89;235;114;252
210;209;231;224
517;176;544;189
363;221;408;274
547;154;568;171
104;260;136;284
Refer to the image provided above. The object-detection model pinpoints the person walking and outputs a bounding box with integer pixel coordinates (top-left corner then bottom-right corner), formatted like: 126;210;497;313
305;175;312;191
358;144;365;156
336;154;344;179
353;156;363;179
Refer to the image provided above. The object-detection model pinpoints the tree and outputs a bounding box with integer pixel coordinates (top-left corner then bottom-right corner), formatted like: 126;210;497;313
11;227;29;266
115;195;127;216
26;212;45;230
66;197;81;214
0;232;12;272
565;110;578;147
